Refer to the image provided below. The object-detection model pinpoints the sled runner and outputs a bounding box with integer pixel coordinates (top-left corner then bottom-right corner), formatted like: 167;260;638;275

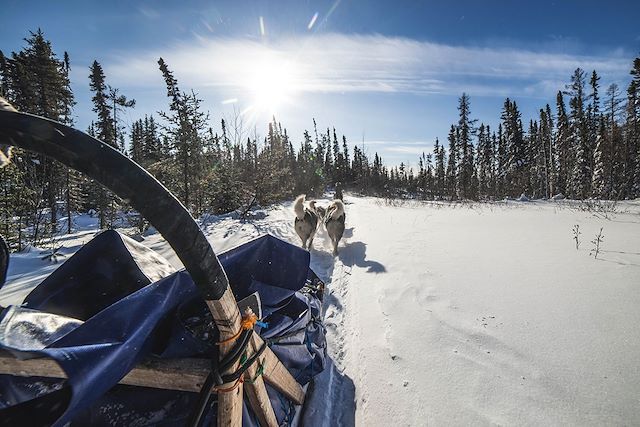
0;103;327;426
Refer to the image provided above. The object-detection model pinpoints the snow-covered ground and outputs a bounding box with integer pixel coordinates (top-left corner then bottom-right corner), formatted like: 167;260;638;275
2;195;640;425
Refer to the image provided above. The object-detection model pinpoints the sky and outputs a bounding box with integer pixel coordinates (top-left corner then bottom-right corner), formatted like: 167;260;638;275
2;0;639;167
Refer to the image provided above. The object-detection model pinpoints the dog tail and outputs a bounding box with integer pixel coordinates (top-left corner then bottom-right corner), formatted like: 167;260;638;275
294;194;306;220
328;200;345;220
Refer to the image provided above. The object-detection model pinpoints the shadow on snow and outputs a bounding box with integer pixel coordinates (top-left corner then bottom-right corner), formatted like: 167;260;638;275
338;241;386;273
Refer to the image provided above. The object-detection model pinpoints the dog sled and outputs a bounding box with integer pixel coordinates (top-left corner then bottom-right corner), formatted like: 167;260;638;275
0;102;328;426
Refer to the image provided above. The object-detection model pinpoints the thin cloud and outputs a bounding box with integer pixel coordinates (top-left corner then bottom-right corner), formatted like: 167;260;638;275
385;145;435;155
138;6;160;19
104;33;632;99
363;141;437;158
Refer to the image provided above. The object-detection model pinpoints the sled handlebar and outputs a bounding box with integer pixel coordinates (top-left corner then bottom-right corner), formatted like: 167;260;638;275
0;108;230;301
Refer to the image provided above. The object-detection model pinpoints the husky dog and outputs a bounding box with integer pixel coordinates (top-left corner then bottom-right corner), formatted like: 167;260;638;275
294;195;320;250
324;199;345;256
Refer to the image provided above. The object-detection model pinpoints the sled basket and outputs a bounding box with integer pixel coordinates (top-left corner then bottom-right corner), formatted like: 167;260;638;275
0;105;327;426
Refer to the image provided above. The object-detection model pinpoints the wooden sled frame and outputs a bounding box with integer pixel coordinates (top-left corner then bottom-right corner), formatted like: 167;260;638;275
0;99;304;427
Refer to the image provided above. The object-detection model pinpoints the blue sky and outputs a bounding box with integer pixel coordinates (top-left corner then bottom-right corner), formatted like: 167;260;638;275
2;0;639;166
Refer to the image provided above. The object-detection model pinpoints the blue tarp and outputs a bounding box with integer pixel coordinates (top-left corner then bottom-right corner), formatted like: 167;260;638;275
0;231;327;426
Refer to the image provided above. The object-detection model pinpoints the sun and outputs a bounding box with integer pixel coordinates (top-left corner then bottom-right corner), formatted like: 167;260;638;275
245;58;297;114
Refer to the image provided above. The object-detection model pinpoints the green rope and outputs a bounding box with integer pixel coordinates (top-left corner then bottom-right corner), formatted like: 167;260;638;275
244;360;266;384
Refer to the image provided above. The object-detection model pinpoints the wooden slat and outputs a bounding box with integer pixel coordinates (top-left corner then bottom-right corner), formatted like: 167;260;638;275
0;343;306;406
0;350;210;392
259;336;306;405
243;336;278;427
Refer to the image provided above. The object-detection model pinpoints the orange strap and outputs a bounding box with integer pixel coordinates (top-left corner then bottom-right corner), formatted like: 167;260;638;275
215;376;244;393
216;312;258;345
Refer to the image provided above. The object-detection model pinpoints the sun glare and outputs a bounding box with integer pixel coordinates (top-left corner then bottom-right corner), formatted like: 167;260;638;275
245;58;298;114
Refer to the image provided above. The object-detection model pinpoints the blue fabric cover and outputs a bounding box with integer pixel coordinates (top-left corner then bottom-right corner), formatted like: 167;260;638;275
0;231;326;426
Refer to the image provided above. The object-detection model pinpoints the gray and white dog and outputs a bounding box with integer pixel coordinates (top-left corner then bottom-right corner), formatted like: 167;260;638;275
294;195;320;250
324;199;345;256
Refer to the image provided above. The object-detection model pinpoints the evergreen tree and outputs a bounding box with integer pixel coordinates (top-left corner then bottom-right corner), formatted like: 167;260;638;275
371;153;383;192
157;58;208;213
342;136;351;184
108;86;135;152
540;104;556;197
626;56;640;197
495;124;506;197
489;130;498;197
528;119;547;198
591;116;609;198
566;68;591;199
502;98;526;196
89;61;115;146
604;84;624;198
434;138;446;200
555;92;571;196
445;125;458;199
331;129;341;182
323;128;333;180
130;119;145;164
476;124;494;199
424;152;434;199
456;93;475;199
0;50;8;97
88;60;122;228
588;70;601;161
3;30;75;236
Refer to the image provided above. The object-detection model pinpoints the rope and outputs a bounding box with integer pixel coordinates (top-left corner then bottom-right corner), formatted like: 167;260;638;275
214;376;244;393
244;360;265;384
216;312;258;345
224;340;269;384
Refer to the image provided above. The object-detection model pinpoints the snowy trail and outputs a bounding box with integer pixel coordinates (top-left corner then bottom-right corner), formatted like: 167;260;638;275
1;196;640;425
330;197;640;426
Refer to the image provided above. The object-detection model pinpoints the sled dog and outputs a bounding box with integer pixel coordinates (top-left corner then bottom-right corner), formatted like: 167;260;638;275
294;195;320;250
324;199;345;256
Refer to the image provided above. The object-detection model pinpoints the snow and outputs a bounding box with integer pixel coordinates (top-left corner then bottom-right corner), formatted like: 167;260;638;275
2;196;640;425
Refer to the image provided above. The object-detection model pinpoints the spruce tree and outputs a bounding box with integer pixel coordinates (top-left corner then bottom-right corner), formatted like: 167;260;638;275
626;56;640;197
566;68;591;199
108;86;135;152
591;117;609;198
502;99;526;196
476;124;487;197
424;152;434;199
529;119;547;198
342;136;351;184
476;124;494;199
3;30;75;236
445;125;458;199
323;128;333;181
88;60;120;228
456;93;475;199
157;58;208;213
434;138;446;200
555;92;571;196
604;84;624;198
541;104;556;197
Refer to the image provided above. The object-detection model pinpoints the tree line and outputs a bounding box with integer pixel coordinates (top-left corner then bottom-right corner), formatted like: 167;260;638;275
0;30;639;250
422;66;640;202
